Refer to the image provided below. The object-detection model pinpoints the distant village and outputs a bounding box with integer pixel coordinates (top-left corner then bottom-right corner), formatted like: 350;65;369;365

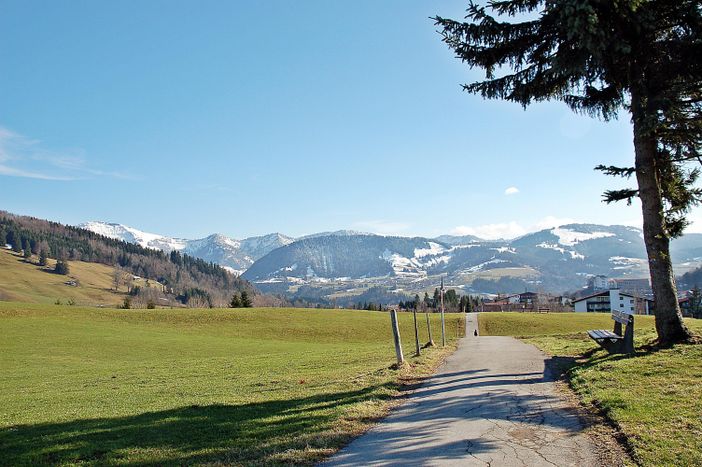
445;275;701;318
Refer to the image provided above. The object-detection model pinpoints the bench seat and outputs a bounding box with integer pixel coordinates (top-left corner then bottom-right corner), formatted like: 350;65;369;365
587;329;623;341
585;311;634;354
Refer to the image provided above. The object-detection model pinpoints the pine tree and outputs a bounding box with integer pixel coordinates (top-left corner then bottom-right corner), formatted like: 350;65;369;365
38;249;48;267
435;1;701;344
6;230;17;250
230;293;242;308
54;260;70;275
23;239;32;260
240;290;253;308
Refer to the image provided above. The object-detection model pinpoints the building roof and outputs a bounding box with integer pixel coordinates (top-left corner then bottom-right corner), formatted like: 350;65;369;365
573;289;653;303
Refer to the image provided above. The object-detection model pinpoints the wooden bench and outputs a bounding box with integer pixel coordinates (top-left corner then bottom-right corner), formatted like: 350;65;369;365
587;310;634;354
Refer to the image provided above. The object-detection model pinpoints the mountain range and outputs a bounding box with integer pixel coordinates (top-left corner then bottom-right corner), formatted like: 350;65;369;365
80;221;295;275
80;221;702;304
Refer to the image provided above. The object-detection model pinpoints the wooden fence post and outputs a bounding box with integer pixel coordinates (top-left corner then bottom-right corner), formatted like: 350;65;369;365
425;310;434;346
390;310;404;366
413;307;420;356
440;290;446;347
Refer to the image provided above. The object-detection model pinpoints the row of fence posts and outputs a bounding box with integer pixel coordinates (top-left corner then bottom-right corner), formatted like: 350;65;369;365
390;305;446;366
391;278;448;365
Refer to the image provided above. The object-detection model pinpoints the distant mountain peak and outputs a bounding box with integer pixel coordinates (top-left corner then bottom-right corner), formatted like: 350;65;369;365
79;221;188;252
79;220;702;304
299;230;373;240
79;221;292;272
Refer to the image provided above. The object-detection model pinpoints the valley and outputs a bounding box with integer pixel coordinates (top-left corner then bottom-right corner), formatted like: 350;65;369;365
81;221;702;305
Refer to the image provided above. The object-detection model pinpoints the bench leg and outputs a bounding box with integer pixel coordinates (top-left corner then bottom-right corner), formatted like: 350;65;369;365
623;323;634;354
599;338;625;354
614;321;622;336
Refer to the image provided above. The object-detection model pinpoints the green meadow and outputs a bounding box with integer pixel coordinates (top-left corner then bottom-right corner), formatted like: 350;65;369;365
0;303;463;465
479;312;702;466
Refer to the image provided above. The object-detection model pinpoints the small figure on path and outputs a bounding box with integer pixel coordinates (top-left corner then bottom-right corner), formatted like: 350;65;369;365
473;329;478;337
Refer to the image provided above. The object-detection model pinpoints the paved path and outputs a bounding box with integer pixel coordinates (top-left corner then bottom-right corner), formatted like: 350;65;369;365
324;314;599;466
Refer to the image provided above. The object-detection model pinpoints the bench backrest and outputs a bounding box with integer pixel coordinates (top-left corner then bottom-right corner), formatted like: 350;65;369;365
611;310;633;325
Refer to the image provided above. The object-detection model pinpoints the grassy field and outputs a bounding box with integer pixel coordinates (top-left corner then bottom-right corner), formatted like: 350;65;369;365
479;312;702;466
0;302;464;465
0;249;152;306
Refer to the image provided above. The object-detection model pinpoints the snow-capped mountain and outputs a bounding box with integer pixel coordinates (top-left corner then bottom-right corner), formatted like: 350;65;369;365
79;221;702;303
79;221;294;274
243;235;447;282
80;221;188;252
242;224;702;299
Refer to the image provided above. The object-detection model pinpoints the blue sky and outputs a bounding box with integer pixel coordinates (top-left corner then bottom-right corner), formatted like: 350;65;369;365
2;0;697;240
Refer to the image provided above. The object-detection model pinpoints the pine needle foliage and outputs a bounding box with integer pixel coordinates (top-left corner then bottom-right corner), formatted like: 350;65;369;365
435;0;702;343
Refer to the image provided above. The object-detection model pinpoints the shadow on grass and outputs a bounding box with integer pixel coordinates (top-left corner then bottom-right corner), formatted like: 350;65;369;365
0;385;396;466
2;363;599;466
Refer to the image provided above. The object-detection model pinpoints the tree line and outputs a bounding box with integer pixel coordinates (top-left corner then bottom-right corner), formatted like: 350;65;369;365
0;211;255;307
398;289;480;313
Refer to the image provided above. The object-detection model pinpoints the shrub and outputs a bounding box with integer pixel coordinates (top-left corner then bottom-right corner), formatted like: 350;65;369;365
54;260;70;275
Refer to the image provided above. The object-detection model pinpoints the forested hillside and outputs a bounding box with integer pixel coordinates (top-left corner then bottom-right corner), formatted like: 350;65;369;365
0;211;256;307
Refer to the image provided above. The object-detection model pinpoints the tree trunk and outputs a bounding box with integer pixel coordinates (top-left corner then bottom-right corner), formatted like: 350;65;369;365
632;90;692;345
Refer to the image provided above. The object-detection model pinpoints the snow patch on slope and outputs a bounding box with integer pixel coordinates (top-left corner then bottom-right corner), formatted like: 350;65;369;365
80;221;188;252
492;247;516;254
552;227;614;246
537;242;585;259
414;242;446;258
609;256;647;270
462;259;508;273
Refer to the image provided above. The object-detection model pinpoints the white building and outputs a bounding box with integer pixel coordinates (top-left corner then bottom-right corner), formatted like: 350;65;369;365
591;275;612;291
573;289;652;315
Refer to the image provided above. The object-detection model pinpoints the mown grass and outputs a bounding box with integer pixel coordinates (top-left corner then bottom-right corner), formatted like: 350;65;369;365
0;249;148;306
479;312;702;466
0;302;463;465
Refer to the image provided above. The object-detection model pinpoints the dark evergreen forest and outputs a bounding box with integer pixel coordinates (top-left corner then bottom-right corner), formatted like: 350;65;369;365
0;211;255;307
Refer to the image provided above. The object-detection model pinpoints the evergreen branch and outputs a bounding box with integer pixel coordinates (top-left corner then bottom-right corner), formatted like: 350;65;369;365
602;189;639;205
595;165;636;178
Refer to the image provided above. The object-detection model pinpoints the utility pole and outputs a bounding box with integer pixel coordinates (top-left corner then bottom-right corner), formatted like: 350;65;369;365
440;277;446;347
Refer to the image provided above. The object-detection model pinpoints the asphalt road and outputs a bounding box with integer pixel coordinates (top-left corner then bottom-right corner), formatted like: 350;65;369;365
323;314;600;466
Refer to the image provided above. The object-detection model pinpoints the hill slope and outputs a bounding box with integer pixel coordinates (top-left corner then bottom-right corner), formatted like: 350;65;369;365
71;218;702;303
1;211;256;307
0;248;146;306
244;224;702;302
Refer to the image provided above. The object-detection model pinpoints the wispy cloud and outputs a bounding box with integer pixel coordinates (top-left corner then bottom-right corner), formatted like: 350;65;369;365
504;186;519;196
0;164;76;181
451;222;527;240
0;125;132;181
352;220;411;236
